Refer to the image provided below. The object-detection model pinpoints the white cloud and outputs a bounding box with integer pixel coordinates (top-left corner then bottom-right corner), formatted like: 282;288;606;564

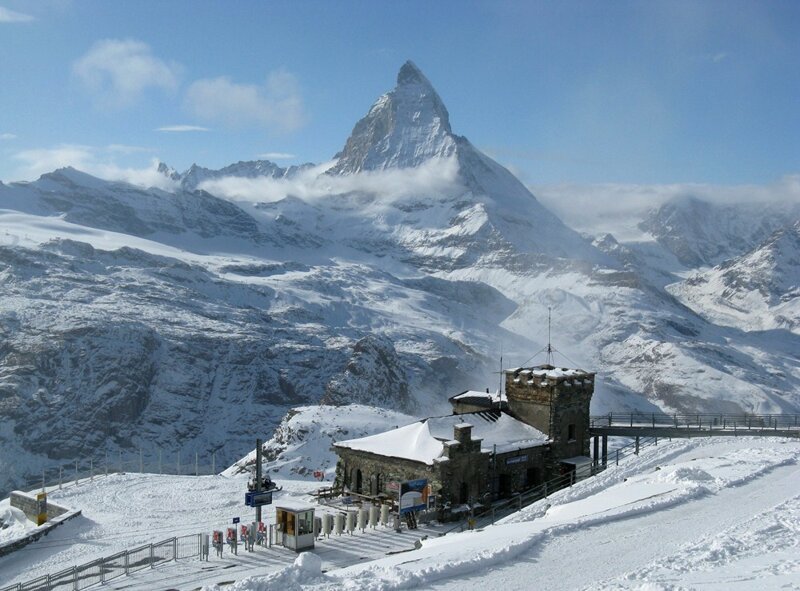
12;144;177;191
198;156;461;204
257;152;296;160
73;39;180;108
185;70;307;132
530;175;800;236
157;125;210;132
0;6;34;22
0;132;17;140
711;52;728;63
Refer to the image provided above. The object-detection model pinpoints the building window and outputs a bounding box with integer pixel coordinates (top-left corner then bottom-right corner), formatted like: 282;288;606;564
568;423;576;442
355;469;363;494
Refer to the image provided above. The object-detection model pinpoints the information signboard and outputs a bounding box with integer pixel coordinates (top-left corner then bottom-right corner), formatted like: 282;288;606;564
399;479;428;515
245;491;273;507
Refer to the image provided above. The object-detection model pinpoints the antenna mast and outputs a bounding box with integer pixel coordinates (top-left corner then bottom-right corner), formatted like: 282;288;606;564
500;343;503;402
546;306;553;366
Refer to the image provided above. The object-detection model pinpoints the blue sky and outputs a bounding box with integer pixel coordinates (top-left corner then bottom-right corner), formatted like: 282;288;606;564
1;0;798;186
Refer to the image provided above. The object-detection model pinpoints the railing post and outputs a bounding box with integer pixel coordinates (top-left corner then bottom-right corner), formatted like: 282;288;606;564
100;557;105;583
124;551;129;575
616;449;619;466
150;544;154;568
72;565;77;591
635;436;640;455
652;413;655;428
608;413;612;427
630;414;633;427
174;536;178;561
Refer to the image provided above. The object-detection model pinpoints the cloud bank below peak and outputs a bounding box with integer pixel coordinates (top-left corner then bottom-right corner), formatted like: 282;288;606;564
198;156;461;204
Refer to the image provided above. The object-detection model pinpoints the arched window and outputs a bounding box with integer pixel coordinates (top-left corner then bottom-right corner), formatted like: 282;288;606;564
355;469;363;494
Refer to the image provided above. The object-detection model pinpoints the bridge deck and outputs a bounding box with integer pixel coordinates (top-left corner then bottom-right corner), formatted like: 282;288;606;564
589;413;800;440
589;425;800;438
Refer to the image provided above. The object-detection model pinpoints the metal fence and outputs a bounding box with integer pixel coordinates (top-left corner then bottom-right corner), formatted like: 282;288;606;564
6;449;221;498
440;434;661;535
0;534;203;591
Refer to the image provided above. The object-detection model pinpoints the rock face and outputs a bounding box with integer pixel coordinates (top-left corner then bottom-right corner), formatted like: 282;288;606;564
322;335;413;412
639;196;800;267
330;61;456;174
1;60;799;494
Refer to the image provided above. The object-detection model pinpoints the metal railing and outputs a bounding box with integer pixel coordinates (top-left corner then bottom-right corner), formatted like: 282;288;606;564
0;534;203;591
590;412;800;431
440;435;661;535
4;449;221;498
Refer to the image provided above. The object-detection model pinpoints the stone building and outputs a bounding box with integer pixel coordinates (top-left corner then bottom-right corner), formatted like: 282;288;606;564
333;364;594;514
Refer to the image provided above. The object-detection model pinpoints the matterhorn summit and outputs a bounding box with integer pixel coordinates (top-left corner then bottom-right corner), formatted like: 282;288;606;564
330;61;457;174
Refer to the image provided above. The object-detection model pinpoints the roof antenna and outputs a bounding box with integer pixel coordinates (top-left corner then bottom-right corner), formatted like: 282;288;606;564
546;306;554;366
498;342;504;405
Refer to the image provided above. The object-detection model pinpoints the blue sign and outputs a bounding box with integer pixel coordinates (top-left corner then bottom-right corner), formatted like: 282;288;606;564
399;479;428;515
232;517;240;524
245;491;273;507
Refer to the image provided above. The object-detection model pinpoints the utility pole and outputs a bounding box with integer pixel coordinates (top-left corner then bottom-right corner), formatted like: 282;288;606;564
255;438;263;523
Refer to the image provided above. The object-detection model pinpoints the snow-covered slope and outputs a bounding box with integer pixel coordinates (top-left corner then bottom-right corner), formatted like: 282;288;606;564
3;436;797;590
1;60;799;497
639;195;800;267
669;221;800;334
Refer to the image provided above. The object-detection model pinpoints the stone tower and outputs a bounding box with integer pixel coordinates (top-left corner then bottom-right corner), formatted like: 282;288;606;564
504;364;594;459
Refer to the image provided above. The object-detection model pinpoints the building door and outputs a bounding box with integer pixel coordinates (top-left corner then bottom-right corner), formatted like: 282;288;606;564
459;482;469;504
499;474;511;498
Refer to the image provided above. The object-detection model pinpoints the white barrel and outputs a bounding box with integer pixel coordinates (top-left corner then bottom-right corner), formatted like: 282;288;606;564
369;505;378;528
380;503;389;526
322;513;332;536
357;507;367;531
314;516;321;537
346;510;355;534
334;512;344;536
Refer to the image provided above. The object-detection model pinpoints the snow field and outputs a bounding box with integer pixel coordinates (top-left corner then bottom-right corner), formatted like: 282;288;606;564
199;437;799;591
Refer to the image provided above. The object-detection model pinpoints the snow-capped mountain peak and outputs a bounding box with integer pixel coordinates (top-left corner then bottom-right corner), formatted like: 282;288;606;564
330;61;455;174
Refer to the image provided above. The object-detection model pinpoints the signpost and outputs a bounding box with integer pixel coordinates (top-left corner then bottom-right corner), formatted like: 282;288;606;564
232;517;240;524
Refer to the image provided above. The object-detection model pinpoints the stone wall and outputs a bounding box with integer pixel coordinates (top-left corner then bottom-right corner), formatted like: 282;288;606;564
1;492;80;558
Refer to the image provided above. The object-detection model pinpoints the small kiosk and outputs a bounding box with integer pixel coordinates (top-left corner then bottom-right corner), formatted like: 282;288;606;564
275;501;315;551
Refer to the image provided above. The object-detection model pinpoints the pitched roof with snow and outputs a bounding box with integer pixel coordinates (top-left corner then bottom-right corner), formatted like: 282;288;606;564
334;410;548;465
448;389;502;404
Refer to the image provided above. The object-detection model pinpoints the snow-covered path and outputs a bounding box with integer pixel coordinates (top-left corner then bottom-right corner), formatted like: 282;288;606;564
432;439;800;590
2;437;798;591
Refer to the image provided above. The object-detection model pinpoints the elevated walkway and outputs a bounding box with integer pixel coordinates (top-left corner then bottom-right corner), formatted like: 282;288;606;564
588;413;800;468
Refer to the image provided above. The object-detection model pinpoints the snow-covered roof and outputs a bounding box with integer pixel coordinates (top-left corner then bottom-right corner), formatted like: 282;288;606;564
275;501;315;512
506;364;593;381
334;411;548;465
449;390;502;403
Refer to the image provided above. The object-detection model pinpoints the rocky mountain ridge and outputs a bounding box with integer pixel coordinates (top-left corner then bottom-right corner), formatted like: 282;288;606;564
1;61;798;495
